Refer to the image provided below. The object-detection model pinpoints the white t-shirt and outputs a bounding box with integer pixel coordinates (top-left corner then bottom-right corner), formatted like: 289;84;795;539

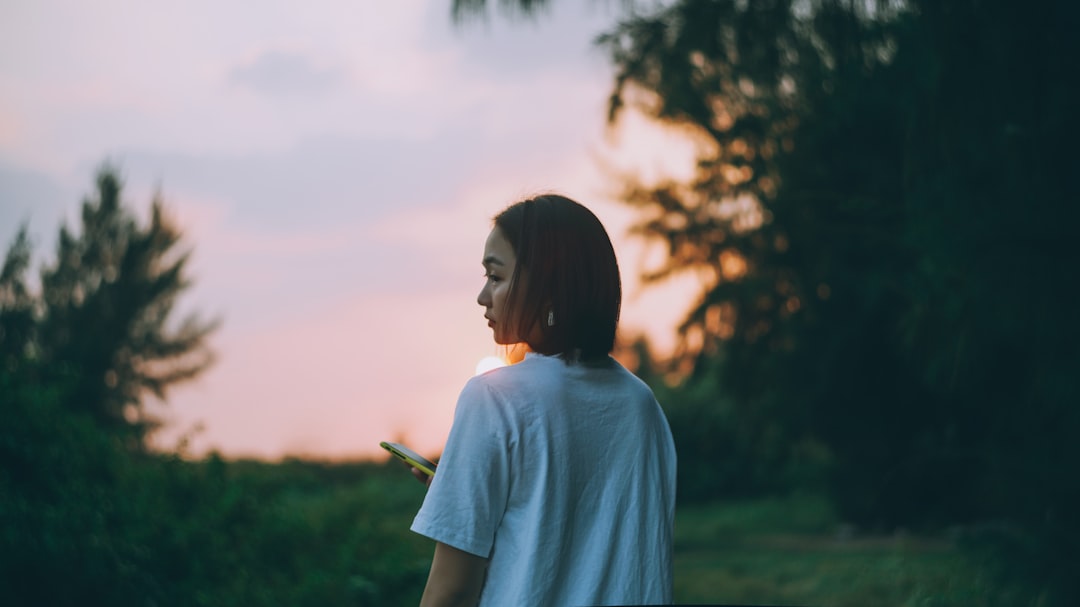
411;352;677;607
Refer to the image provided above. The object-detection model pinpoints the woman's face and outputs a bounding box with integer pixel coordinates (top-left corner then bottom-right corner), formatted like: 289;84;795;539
478;227;518;344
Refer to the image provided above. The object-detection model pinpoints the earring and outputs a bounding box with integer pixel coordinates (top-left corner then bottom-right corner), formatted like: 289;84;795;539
547;310;555;327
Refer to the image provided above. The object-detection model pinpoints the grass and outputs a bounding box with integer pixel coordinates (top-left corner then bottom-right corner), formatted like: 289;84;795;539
341;466;1012;606
673;495;996;607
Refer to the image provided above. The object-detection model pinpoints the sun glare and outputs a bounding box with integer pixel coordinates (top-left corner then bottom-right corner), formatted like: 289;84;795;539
475;355;507;375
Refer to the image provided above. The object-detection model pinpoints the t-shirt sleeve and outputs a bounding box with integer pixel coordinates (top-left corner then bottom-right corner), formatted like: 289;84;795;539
410;375;513;558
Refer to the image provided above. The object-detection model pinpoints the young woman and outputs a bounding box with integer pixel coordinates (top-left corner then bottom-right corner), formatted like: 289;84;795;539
410;194;677;607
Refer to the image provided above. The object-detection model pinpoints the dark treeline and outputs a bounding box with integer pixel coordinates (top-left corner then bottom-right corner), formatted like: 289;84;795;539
560;0;1077;604
459;0;1079;602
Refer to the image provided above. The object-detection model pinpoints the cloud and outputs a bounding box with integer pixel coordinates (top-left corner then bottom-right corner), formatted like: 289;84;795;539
229;50;343;96
116;134;451;229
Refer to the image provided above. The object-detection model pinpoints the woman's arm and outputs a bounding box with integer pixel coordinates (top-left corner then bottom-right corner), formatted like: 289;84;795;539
419;542;488;607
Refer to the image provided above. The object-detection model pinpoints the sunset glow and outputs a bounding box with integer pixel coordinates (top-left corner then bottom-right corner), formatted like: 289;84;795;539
475;356;507;375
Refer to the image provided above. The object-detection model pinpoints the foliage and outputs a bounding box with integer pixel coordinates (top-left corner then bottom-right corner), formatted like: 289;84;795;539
614;1;1079;603
0;228;35;372
0;372;431;606
1;165;436;604
32;166;218;444
455;0;1080;602
629;338;831;502
2;165;217;449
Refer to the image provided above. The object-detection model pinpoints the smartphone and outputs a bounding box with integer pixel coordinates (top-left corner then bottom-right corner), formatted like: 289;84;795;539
380;441;437;477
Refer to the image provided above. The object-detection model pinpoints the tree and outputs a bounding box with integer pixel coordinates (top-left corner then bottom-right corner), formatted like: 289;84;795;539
453;1;1080;601
595;0;1080;519
2;165;218;446
0;228;35;375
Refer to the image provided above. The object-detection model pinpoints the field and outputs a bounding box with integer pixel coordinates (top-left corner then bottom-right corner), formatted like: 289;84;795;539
671;496;992;607
359;464;994;606
2;450;1018;606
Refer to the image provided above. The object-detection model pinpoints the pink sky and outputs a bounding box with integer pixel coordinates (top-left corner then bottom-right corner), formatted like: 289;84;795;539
0;1;704;460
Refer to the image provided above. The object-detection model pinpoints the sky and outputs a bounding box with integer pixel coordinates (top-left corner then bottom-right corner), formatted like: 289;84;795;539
0;0;701;460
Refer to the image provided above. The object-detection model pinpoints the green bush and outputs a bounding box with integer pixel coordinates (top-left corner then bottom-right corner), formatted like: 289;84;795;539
1;368;432;607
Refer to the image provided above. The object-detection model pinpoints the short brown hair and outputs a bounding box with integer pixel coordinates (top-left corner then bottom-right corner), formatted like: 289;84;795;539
494;194;621;359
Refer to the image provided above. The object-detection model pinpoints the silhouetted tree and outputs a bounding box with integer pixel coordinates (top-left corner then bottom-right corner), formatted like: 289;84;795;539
0;228;35;374
453;1;1080;602
2;165;218;446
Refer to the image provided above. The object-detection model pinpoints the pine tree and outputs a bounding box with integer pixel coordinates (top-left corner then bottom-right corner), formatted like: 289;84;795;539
0;227;35;375
28;165;218;446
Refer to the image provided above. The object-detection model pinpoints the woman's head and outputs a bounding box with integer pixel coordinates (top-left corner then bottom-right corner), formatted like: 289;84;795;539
477;194;622;360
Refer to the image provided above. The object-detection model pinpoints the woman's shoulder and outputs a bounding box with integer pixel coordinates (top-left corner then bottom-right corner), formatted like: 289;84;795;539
476;353;647;392
469;353;552;388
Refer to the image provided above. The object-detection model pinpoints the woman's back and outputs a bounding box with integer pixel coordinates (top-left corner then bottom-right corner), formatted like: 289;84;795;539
411;353;676;606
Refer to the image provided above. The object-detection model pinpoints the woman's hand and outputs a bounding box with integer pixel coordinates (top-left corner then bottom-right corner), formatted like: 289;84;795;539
411;466;434;488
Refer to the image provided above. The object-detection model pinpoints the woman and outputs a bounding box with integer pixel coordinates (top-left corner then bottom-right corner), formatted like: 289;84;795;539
410;194;677;607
